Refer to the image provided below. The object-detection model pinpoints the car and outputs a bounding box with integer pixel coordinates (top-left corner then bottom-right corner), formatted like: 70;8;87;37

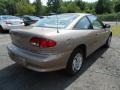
7;13;112;75
39;16;46;19
23;15;40;26
0;15;24;32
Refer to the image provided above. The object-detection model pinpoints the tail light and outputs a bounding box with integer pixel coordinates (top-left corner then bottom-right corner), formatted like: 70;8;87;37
30;37;56;48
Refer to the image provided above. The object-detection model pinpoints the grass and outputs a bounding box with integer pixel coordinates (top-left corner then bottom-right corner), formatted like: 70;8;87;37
111;25;120;37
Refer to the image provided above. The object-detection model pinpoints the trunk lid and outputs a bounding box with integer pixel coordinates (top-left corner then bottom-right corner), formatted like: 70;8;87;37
5;19;24;25
10;27;57;53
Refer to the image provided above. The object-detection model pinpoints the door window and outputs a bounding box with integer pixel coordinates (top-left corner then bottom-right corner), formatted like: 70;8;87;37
74;16;92;30
87;15;104;30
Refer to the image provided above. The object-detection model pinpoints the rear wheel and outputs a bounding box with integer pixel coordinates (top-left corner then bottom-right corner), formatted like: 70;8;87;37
66;49;84;75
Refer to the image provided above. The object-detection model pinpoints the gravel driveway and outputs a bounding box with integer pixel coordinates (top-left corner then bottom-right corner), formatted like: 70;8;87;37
0;33;120;90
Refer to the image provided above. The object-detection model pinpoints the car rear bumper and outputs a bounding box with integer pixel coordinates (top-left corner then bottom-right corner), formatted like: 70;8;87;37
7;44;71;72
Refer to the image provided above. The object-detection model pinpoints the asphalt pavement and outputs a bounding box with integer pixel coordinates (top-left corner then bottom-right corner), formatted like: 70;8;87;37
0;33;120;90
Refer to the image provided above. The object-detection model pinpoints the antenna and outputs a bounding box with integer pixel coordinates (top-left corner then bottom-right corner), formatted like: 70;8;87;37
49;13;59;33
56;14;59;33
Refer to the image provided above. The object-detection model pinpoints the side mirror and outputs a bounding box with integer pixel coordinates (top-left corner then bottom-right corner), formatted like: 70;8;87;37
104;24;111;28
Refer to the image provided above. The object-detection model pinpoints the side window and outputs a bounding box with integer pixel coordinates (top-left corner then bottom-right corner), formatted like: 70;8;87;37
74;16;92;30
87;15;104;30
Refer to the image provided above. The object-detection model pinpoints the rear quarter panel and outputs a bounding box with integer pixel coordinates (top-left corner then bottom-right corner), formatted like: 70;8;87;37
45;29;98;57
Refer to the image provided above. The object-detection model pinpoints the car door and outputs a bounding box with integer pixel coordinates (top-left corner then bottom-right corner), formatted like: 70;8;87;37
87;15;107;49
73;16;100;56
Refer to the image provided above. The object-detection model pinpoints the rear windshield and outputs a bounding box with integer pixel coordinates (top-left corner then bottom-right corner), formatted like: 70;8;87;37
33;14;79;29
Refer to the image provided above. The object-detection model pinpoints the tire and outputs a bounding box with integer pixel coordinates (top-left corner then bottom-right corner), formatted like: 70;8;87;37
0;26;4;33
104;35;112;48
25;23;28;26
66;49;84;75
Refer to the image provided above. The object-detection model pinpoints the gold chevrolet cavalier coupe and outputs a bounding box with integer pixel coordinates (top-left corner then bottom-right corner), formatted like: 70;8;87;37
7;13;112;75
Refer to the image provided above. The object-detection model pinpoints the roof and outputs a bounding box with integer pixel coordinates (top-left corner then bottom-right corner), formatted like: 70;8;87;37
57;13;92;16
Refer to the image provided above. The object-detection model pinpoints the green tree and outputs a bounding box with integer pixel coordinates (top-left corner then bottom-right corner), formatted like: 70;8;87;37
84;2;96;13
16;1;35;16
58;3;68;13
0;0;6;14
14;0;29;3
114;1;120;12
47;0;62;13
4;0;16;15
75;0;85;11
34;0;42;16
42;6;49;15
58;1;80;13
95;0;112;14
66;1;80;13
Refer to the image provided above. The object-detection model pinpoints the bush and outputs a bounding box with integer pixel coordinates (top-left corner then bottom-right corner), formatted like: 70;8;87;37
97;13;120;21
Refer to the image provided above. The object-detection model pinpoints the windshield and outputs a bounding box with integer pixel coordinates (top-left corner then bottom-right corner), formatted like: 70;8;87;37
33;14;79;29
29;16;40;20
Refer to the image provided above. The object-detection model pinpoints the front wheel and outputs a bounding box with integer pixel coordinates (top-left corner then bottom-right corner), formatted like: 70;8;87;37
104;36;112;48
66;49;84;75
